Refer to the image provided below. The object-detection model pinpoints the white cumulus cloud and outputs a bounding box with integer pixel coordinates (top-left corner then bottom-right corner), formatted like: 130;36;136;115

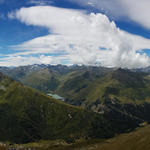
68;0;150;29
6;6;150;68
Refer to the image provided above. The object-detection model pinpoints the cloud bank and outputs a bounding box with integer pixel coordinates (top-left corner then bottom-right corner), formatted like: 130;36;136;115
5;6;150;68
68;0;150;29
28;0;53;6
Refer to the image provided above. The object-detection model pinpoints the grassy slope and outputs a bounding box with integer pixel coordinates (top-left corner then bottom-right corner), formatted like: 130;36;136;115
10;125;150;150
3;66;150;106
95;125;150;150
56;69;150;106
21;68;60;92
0;73;114;143
56;69;110;105
2;67;149;131
1;67;150;142
55;69;150;135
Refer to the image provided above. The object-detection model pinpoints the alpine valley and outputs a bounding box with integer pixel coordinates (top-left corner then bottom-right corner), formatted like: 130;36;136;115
0;65;150;149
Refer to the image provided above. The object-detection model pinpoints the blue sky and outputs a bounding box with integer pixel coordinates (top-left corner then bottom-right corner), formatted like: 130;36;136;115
0;0;150;68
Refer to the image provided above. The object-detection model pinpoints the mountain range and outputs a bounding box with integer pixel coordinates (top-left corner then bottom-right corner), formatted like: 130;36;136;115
0;72;117;143
0;64;150;148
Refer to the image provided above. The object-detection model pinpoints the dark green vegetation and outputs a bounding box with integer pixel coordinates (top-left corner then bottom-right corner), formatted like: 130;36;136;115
36;124;150;150
0;72;117;143
1;64;150;148
0;65;112;94
2;65;150;106
2;65;150;124
3;125;150;150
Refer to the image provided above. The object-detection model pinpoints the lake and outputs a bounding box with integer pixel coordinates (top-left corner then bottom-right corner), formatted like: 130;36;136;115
47;93;65;101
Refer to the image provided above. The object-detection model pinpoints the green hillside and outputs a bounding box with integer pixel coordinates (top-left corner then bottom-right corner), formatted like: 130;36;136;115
6;65;150;108
0;65;150;149
2;66;150;125
5;125;150;150
0;72;117;144
55;68;150;105
0;65;112;94
94;124;150;150
1;66;150;142
21;68;60;92
52;68;150;134
54;68;150;130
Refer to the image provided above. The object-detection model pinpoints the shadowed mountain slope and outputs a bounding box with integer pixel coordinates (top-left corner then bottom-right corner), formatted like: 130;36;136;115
9;125;150;150
1;65;150;141
0;72;116;144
